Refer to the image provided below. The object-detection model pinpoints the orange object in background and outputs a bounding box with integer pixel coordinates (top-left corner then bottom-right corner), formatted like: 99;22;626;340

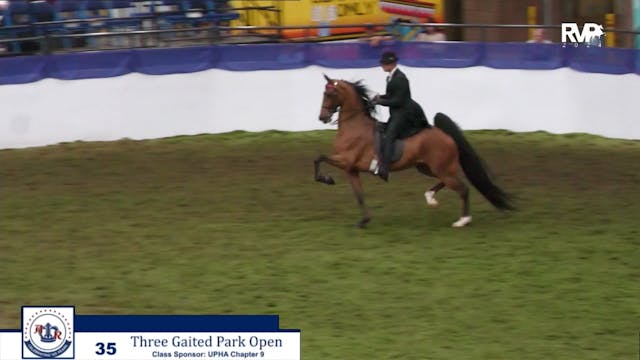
527;5;537;41
230;0;443;40
605;13;615;47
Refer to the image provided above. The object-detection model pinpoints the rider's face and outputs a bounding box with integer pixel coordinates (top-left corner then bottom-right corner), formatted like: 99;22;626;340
381;63;395;72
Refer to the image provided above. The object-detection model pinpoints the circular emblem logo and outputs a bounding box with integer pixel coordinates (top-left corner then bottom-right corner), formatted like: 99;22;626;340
24;309;73;358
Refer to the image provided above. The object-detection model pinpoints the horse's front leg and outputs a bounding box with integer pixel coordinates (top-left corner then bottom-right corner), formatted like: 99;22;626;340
314;154;349;185
346;169;371;228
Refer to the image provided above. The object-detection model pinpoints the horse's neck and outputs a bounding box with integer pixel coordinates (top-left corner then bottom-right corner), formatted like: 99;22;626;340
337;105;375;137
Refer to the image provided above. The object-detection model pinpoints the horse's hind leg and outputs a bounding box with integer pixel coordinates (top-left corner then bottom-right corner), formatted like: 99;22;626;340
425;182;445;207
416;164;444;208
441;175;471;227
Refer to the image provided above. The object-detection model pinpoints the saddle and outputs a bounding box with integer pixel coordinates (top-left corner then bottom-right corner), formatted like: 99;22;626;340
375;123;405;164
369;104;431;173
373;118;427;166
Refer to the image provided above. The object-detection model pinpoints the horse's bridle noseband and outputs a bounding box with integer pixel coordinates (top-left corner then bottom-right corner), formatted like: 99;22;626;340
320;81;367;124
321;105;339;120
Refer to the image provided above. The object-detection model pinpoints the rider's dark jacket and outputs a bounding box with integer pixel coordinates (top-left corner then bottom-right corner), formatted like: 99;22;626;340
377;68;429;136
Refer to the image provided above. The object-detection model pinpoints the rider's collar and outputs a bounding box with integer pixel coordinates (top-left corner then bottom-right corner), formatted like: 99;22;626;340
388;65;398;78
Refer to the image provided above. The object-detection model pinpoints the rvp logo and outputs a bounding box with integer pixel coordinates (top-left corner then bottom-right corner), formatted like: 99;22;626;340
561;23;605;47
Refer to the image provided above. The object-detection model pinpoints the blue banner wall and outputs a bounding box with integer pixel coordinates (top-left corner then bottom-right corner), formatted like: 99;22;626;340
0;42;639;85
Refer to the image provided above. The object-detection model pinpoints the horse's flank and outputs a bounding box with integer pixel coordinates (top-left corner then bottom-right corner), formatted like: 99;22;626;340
392;128;458;173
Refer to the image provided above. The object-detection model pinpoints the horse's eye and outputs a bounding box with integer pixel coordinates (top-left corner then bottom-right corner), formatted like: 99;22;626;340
333;81;338;86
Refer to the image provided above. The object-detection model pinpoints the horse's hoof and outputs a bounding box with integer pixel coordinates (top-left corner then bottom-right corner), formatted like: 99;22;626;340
452;216;472;228
425;191;439;207
316;175;335;185
356;217;370;228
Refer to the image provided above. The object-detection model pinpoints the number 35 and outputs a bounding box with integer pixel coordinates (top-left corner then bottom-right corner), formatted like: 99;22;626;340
96;342;117;355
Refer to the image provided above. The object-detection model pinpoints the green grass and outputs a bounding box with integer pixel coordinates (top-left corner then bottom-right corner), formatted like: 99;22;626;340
1;130;639;359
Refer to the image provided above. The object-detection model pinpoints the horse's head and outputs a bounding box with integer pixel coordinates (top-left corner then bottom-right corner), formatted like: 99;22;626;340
319;74;376;124
319;74;345;123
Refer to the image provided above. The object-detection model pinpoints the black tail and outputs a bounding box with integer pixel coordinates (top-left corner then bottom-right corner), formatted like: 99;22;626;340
434;112;515;211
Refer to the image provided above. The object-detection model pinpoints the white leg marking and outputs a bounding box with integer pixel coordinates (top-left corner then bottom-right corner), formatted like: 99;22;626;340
424;190;439;207
452;216;472;228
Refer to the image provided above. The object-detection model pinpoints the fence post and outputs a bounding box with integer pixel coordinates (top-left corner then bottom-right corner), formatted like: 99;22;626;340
605;13;615;47
527;5;537;41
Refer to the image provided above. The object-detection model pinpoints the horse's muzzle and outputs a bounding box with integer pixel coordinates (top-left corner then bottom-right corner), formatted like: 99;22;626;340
318;115;331;124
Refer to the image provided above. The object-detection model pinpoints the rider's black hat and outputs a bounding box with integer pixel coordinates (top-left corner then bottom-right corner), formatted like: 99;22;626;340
379;51;398;65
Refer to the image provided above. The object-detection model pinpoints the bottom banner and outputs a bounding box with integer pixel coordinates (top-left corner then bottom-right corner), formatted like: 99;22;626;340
0;307;300;360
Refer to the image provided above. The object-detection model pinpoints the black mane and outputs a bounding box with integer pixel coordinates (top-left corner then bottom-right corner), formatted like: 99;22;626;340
346;80;377;118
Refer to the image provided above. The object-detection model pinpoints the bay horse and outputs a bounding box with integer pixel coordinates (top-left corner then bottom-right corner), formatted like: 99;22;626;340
314;75;514;228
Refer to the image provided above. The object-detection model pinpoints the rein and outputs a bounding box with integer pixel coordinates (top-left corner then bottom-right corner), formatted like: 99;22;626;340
323;106;362;125
323;95;372;125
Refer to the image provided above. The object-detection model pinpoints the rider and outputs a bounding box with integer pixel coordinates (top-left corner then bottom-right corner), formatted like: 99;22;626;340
373;51;429;181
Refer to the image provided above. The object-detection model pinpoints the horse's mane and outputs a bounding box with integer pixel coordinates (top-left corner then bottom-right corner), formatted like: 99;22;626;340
346;80;377;118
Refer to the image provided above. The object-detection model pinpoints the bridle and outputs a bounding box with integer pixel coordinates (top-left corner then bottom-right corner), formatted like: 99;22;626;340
322;95;363;125
321;79;371;125
322;101;345;124
322;103;363;124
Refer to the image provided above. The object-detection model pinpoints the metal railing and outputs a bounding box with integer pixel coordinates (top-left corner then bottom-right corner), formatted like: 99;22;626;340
1;20;639;56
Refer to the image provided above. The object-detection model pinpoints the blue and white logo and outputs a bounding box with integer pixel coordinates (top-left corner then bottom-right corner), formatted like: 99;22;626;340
561;23;605;47
23;307;74;359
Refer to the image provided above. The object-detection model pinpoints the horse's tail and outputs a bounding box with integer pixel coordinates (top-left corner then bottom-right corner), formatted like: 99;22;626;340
434;112;515;211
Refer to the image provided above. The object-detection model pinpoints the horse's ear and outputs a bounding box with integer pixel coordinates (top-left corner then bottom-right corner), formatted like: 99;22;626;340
323;74;331;82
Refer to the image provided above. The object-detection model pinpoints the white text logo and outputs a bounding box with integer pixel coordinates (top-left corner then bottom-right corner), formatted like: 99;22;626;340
561;23;605;47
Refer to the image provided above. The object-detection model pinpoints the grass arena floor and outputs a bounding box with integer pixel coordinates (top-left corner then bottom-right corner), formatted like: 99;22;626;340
1;130;639;359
